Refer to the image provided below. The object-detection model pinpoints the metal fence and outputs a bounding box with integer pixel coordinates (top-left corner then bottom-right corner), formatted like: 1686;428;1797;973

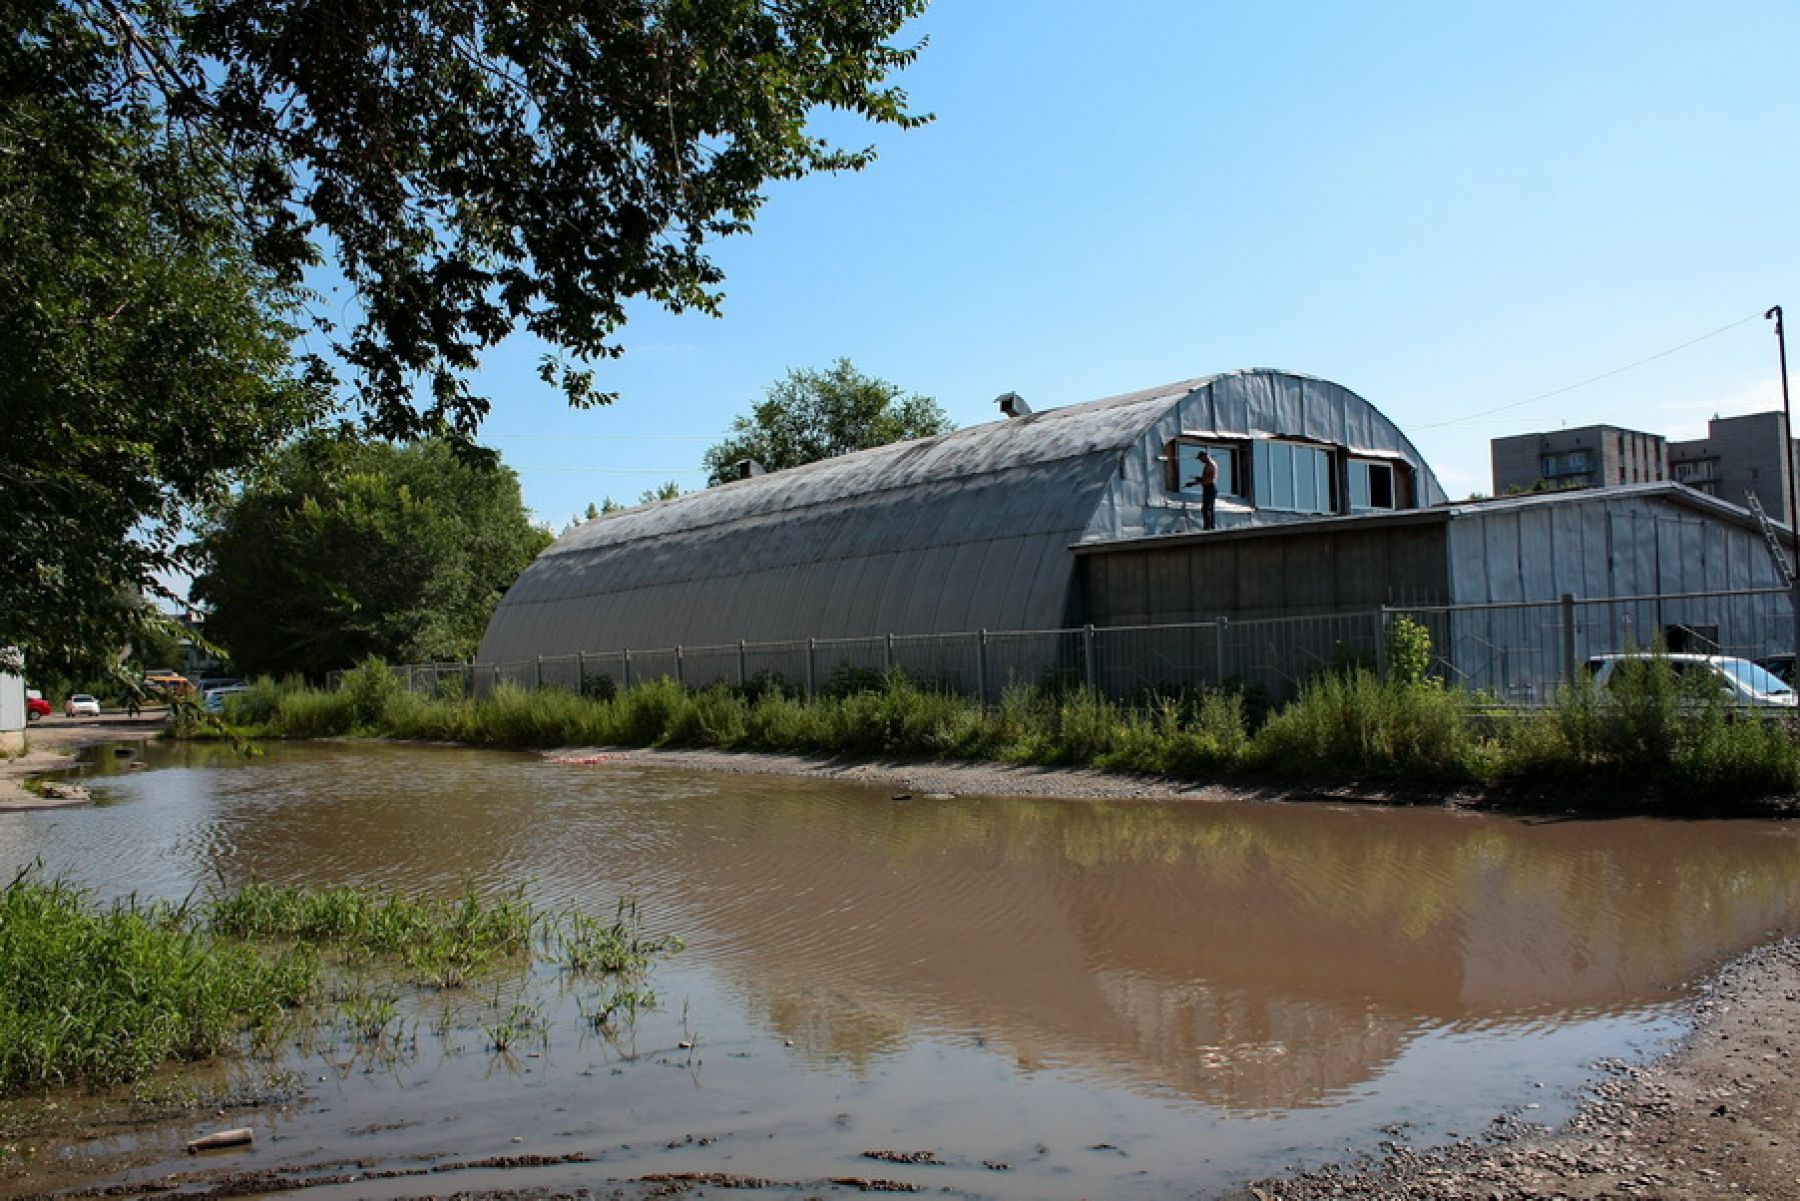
332;586;1795;707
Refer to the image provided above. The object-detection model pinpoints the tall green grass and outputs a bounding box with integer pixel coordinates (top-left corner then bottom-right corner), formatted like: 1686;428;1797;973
0;873;316;1093
209;653;1800;805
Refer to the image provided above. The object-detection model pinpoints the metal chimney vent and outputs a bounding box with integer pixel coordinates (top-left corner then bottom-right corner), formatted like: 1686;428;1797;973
995;391;1031;418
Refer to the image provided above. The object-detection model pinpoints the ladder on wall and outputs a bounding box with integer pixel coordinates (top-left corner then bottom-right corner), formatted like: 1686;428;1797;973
1746;491;1796;587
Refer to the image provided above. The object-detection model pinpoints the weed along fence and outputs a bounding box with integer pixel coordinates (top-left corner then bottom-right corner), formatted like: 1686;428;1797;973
333;585;1798;708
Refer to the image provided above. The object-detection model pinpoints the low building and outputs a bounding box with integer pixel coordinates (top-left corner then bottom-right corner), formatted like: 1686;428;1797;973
478;372;1797;703
478;368;1447;663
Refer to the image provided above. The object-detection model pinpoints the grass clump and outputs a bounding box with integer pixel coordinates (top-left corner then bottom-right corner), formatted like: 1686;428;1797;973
1246;668;1488;787
0;871;317;1094
0;871;683;1097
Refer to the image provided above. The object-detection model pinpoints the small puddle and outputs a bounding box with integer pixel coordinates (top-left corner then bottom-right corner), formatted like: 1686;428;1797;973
3;742;1796;1198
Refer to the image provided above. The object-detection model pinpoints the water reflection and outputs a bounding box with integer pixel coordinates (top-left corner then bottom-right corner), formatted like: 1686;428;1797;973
16;744;1800;1129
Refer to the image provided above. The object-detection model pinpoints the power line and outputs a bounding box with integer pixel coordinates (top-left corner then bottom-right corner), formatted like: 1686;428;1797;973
1415;310;1766;430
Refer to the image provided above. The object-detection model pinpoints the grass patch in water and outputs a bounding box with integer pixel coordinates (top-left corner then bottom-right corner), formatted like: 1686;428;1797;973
0;870;681;1097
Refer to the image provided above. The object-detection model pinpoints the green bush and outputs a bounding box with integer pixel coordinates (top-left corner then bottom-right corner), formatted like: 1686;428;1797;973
341;657;406;728
274;688;358;738
1245;668;1483;786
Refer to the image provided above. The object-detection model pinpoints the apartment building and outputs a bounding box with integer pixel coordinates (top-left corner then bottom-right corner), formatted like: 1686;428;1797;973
1490;425;1668;494
1667;412;1800;525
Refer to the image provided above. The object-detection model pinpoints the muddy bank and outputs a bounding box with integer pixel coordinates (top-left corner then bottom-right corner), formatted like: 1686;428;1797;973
545;743;1445;805
0;711;165;811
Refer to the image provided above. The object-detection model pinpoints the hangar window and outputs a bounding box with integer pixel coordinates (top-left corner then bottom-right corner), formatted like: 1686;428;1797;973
1165;439;1241;499
1252;440;1334;515
1347;459;1396;511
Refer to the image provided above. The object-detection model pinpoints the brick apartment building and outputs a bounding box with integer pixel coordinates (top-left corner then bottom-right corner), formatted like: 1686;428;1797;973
1492;413;1800;524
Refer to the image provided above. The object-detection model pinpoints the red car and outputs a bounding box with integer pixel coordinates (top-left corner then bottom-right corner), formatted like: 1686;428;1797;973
25;692;51;721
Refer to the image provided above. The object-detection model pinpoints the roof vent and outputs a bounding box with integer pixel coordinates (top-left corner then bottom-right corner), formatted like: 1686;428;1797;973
733;459;766;480
995;391;1031;419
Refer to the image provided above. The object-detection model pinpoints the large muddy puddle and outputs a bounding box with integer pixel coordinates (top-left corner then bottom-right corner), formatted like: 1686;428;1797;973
5;741;1800;1198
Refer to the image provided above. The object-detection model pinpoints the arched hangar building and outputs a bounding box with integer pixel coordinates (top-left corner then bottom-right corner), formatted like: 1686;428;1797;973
478;367;1792;698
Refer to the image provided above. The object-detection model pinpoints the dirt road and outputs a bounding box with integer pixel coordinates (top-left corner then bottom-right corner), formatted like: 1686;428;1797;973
0;710;167;810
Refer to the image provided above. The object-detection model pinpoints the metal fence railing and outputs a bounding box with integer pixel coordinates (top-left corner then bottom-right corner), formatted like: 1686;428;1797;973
328;586;1797;708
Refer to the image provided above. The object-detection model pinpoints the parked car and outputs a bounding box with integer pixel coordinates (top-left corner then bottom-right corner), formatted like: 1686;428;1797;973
202;684;250;714
1583;654;1798;708
64;693;101;717
25;690;50;721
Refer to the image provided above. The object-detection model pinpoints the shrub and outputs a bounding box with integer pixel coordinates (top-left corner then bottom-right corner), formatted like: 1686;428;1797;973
341;657;406;728
1245;668;1482;786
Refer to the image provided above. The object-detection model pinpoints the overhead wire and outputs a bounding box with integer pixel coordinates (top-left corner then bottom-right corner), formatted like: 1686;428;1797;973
1414;310;1767;430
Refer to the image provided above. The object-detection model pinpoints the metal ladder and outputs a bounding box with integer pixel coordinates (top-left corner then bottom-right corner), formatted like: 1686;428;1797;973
1746;490;1795;586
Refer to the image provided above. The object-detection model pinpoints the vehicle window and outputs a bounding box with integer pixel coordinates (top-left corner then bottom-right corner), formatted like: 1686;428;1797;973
1718;659;1795;697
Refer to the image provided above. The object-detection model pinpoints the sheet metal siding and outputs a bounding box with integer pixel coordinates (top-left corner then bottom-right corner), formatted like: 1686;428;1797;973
1436;492;1791;689
1083;372;1447;543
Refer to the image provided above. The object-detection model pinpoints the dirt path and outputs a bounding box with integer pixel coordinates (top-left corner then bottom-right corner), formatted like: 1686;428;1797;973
0;711;167;810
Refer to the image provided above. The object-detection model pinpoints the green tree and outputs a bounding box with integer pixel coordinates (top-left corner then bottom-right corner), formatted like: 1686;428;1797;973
702;359;953;485
16;0;930;442
192;437;552;679
640;481;684;504
0;9;325;677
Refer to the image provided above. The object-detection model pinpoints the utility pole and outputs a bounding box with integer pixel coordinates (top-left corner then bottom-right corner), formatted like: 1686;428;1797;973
1768;305;1799;655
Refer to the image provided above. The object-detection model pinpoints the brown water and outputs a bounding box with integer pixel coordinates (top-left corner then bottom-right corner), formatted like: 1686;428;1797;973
9;741;1800;1198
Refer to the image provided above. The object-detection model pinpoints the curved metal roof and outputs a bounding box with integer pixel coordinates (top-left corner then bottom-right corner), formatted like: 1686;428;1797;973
477;369;1442;661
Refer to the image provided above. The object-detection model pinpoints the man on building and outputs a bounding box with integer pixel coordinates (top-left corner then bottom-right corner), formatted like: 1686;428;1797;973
1187;449;1219;530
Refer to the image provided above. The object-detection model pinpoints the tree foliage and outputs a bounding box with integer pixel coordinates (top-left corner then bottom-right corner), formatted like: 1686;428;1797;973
3;0;926;676
702;359;952;484
192;437;552;679
0;6;325;677
23;0;930;441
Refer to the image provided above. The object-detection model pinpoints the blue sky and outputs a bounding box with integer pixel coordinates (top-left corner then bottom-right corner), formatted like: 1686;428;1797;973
466;0;1800;526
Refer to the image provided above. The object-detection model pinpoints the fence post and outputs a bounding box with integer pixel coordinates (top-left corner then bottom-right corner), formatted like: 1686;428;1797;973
1083;623;1097;692
737;640;747;687
977;629;989;707
1215;616;1228;686
676;645;685;690
534;655;543;690
1561;593;1577;686
623;649;633;690
576;650;585;691
805;638;816;697
883;632;894;674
